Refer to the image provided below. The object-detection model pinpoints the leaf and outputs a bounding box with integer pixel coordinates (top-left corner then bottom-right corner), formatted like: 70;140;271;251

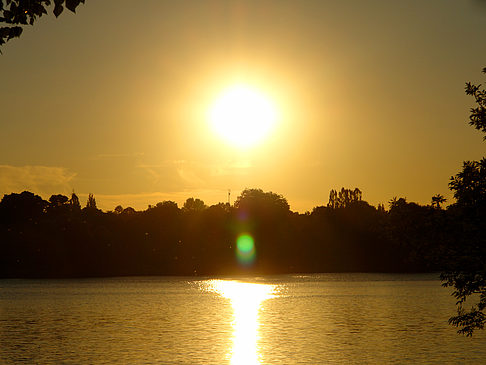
65;0;82;12
0;26;23;41
53;3;63;17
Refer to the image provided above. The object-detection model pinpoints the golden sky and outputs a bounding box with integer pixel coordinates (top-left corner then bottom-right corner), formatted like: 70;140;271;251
1;0;485;212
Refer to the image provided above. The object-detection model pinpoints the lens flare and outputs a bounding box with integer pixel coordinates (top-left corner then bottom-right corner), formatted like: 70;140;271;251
236;234;256;265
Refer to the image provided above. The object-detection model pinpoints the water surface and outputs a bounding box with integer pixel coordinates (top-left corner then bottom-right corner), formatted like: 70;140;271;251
0;274;484;364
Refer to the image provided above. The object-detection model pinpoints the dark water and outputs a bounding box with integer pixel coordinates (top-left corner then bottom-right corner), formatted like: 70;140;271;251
0;274;484;364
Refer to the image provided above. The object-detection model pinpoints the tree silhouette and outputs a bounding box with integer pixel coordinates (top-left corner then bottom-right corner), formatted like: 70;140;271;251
328;187;363;209
0;0;86;48
465;67;486;139
441;158;486;336
85;193;97;210
327;188;362;209
388;196;399;209
0;187;448;278
122;206;136;215
183;197;207;212
449;160;486;207
49;194;68;206
440;67;486;336
431;194;446;209
0;191;47;224
156;201;178;210
69;191;81;211
234;188;290;213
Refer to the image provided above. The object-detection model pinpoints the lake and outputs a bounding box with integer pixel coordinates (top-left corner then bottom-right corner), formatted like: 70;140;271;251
0;274;484;364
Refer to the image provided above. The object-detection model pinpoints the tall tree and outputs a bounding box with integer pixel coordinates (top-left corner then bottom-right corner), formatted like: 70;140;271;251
328;187;362;209
441;159;486;336
85;193;97;210
441;67;486;336
69;191;81;211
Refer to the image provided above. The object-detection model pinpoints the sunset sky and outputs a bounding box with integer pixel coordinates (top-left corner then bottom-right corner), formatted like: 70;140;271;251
1;0;485;212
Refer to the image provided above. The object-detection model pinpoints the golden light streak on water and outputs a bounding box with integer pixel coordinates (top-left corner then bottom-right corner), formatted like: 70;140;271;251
205;280;276;365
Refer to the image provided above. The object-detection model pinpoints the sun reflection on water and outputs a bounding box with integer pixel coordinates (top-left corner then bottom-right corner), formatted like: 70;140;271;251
205;280;276;365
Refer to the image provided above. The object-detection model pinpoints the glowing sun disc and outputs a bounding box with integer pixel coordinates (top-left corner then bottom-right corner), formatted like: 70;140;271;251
209;85;277;148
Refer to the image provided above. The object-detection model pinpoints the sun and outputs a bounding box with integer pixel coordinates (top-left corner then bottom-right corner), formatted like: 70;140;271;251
209;85;278;148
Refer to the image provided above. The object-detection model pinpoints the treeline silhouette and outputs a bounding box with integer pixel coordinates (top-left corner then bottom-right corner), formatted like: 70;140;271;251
0;187;459;278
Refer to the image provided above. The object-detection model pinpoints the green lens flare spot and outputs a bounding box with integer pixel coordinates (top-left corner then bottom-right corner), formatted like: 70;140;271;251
237;234;254;253
236;234;256;265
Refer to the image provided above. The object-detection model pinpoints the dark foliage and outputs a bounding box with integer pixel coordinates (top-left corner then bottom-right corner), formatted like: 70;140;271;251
465;68;486;139
0;187;450;279
440;158;486;336
0;0;85;47
327;187;362;209
439;67;486;336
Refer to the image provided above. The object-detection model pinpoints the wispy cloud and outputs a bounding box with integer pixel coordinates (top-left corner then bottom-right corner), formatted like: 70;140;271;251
0;165;76;198
137;159;252;189
88;188;231;211
95;152;145;159
210;159;252;176
137;160;208;189
0;161;254;209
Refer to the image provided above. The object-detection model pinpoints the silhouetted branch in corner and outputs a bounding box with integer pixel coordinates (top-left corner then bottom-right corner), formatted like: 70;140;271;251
0;0;86;49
